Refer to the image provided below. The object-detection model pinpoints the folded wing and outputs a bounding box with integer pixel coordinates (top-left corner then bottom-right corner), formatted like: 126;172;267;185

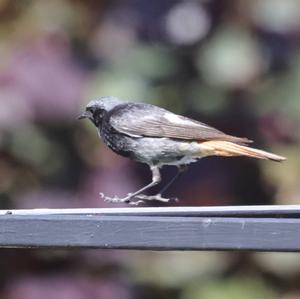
109;103;252;144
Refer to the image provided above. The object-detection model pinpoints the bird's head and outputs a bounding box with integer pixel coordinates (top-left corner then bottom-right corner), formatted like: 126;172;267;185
78;96;123;127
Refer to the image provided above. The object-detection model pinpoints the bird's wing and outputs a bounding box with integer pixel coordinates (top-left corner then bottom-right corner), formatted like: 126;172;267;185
109;103;252;144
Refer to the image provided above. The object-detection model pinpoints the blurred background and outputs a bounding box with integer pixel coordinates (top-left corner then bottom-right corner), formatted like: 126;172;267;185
0;0;299;298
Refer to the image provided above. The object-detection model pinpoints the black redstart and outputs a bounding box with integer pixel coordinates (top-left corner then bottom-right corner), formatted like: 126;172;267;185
79;96;286;204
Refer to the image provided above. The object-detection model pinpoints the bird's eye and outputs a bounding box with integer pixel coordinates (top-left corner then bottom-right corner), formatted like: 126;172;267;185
86;107;94;113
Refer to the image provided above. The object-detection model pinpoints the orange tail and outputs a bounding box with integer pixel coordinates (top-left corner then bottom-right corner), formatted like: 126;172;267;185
200;140;286;162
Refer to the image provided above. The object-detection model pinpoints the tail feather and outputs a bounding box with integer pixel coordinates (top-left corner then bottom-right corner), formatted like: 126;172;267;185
200;140;286;162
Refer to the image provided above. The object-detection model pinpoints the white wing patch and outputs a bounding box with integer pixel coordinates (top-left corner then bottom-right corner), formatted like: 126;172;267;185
163;112;206;127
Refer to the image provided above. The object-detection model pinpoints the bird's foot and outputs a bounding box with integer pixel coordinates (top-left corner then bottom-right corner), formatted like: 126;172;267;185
100;192;178;205
134;193;177;203
99;193;144;205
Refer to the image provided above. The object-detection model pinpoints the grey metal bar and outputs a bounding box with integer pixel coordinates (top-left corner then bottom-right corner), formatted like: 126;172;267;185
0;207;300;251
1;205;300;217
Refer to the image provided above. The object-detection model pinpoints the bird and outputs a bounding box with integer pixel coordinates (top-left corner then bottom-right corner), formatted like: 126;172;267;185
78;96;286;205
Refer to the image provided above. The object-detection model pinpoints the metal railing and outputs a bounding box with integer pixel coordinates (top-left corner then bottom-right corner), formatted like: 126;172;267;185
0;205;299;251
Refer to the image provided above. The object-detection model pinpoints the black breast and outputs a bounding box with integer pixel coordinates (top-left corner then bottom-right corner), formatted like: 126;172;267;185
99;113;134;158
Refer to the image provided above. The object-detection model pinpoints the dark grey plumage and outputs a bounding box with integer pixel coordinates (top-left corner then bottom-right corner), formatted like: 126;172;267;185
109;102;252;144
79;96;285;204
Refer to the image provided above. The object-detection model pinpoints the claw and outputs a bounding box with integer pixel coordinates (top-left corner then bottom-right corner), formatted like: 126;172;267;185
100;193;130;203
99;192;145;204
99;192;175;204
134;194;172;203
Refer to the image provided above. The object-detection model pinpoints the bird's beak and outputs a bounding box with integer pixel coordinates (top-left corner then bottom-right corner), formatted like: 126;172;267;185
78;111;91;120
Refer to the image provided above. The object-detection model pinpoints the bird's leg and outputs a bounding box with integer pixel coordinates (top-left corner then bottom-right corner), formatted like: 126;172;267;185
100;166;161;204
134;165;188;203
159;165;188;196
